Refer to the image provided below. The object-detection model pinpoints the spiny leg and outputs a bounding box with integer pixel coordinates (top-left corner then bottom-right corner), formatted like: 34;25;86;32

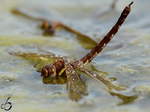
78;67;126;91
80;2;133;64
65;64;87;101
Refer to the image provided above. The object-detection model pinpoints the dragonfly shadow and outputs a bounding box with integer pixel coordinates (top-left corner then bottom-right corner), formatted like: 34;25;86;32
42;74;88;101
11;9;97;50
42;75;67;84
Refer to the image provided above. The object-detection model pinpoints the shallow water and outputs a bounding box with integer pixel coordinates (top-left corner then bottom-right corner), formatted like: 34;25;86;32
0;0;150;112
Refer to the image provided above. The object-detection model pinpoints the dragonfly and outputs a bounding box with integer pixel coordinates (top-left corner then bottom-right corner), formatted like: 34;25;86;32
10;2;133;101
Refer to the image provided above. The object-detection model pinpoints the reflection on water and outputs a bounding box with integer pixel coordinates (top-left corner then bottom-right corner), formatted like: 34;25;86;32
0;0;150;112
43;76;67;84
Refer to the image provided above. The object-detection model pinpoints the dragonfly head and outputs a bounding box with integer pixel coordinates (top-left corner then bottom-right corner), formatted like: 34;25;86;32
41;58;65;78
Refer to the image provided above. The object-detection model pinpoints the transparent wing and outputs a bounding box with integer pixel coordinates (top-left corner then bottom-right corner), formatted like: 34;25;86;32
9;52;62;72
88;64;109;76
78;67;126;91
109;91;138;105
65;64;87;101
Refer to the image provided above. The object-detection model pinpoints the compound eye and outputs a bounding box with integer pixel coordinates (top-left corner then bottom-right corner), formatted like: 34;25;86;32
41;68;48;77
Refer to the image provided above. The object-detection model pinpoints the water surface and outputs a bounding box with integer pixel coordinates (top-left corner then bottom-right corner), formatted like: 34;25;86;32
0;0;150;112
